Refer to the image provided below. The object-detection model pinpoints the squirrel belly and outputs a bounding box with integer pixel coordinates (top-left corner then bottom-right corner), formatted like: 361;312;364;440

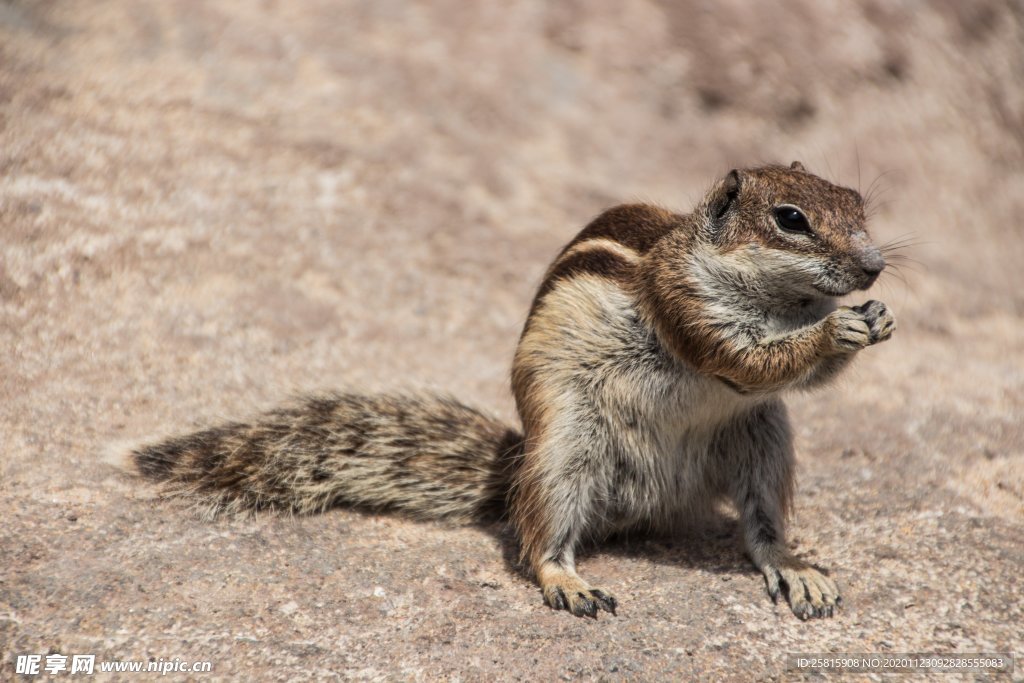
133;392;523;521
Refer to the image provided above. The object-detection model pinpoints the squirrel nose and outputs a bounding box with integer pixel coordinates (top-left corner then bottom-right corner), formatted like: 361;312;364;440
860;249;886;280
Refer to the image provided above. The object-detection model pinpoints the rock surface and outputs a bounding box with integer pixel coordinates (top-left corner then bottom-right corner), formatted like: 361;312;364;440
1;1;1021;680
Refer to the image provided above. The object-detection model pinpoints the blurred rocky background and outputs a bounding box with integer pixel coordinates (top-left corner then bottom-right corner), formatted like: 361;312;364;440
1;0;1021;679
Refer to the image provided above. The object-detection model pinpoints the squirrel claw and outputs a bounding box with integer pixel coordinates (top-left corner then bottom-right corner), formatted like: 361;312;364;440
546;586;568;611
590;588;617;615
542;573;617;619
761;559;841;620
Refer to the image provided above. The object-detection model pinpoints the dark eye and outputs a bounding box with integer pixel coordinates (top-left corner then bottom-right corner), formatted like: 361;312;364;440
774;206;812;234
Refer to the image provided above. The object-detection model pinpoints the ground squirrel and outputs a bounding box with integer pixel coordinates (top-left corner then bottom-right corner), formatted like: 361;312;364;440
134;162;896;620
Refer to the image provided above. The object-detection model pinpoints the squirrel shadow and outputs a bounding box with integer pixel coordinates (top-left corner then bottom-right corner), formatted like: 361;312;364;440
485;512;757;586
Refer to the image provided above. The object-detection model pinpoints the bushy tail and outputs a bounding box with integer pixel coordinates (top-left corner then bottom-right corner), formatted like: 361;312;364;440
133;392;524;521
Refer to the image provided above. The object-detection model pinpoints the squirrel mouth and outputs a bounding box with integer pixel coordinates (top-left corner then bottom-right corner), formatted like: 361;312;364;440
813;283;853;297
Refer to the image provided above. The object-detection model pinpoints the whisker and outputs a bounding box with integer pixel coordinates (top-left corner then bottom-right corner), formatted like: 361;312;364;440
880;265;910;288
863;170;899;218
865;169;896;199
820;153;836;185
879;232;924;247
883;255;925;272
855;146;863;195
878;234;927;262
880;244;923;257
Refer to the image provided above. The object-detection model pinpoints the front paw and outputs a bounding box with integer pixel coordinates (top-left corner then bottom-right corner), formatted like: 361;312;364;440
826;307;872;352
762;557;841;620
852;300;896;344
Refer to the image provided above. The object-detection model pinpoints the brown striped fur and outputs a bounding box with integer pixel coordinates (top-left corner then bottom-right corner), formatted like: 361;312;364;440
132;163;895;621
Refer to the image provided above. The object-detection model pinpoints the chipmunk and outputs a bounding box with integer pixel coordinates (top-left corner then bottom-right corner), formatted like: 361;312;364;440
133;162;895;620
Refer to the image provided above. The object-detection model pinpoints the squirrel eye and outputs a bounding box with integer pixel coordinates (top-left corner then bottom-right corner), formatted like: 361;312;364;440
774;206;812;234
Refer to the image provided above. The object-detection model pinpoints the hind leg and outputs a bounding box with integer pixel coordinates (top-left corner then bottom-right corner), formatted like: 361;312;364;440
718;400;841;619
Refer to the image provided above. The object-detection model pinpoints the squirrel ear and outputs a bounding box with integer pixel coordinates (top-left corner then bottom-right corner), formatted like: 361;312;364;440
790;160;806;171
725;168;741;193
709;169;741;221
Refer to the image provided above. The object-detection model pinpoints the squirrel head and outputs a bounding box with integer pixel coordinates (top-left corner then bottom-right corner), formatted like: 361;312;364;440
698;162;885;298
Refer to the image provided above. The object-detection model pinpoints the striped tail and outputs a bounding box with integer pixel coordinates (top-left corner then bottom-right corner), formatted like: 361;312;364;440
133;392;523;521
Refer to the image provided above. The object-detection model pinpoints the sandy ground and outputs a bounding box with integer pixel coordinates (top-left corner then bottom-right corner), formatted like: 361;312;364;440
1;1;1022;680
